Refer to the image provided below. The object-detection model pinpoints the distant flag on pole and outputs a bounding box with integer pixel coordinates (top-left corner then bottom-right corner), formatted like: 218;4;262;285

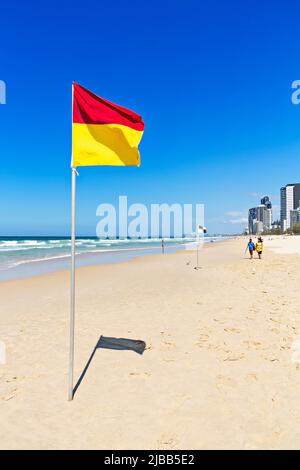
72;83;144;167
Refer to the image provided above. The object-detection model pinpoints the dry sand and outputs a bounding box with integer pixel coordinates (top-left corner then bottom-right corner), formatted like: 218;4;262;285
1;237;300;450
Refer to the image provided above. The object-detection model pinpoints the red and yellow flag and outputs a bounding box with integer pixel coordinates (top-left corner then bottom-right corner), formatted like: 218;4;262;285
72;83;144;167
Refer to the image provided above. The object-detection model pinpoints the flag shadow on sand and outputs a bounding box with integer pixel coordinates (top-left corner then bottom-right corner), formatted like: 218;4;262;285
73;336;146;397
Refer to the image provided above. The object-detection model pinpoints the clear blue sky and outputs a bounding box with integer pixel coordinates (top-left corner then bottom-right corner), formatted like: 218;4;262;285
1;0;300;235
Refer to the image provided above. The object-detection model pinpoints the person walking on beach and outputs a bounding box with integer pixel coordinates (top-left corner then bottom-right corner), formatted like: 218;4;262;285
247;238;255;259
255;237;263;259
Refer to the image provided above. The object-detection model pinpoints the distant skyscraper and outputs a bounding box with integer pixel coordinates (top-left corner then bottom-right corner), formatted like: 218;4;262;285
261;196;271;208
248;207;257;234
280;184;300;230
260;196;272;230
253;220;264;235
266;209;272;230
248;196;273;234
291;208;300;228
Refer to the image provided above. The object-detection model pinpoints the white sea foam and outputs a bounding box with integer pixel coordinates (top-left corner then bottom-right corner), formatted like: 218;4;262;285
0;241;19;246
0;236;229;276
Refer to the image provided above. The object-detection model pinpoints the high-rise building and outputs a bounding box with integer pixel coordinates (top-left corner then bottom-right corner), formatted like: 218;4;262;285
291;208;300;228
261;196;272;209
265;208;272;231
248;196;273;234
260;196;272;230
248;207;257;234
256;205;266;225
280;184;300;230
253;220;264;235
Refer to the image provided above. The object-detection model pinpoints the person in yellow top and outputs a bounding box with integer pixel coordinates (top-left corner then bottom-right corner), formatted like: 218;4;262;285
255;237;263;259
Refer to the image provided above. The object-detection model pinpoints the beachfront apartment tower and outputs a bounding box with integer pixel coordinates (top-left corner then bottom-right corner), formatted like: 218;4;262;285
261;196;272;209
253;220;264;235
248;207;257;234
248;196;273;234
257;204;272;232
260;196;272;231
280;184;300;230
291;208;300;228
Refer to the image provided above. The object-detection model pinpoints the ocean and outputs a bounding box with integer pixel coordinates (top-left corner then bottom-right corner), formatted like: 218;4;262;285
0;235;228;281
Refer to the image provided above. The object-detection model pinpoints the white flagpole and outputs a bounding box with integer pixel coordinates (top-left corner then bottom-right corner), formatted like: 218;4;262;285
68;82;76;401
68;166;77;400
195;225;207;270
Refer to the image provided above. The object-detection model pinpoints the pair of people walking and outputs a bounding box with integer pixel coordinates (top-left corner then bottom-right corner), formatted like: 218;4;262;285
247;237;263;259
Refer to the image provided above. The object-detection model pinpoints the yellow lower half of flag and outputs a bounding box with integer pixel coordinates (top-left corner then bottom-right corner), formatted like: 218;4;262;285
72;123;143;167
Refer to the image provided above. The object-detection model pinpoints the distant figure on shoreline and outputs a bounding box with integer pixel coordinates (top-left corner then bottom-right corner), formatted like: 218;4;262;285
247;238;255;259
256;237;263;259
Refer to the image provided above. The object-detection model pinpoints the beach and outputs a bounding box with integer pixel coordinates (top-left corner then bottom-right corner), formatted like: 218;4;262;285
1;236;300;450
0;236;223;281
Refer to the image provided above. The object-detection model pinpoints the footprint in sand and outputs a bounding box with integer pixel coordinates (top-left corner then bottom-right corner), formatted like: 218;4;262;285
5;376;19;383
216;374;235;388
244;340;264;350
264;355;279;363
129;372;151;377
223;354;245;362
162;340;175;349
160;332;176;349
269;317;281;324
195;334;210;348
1;385;18;401
213;318;226;324
224;328;241;334
3;389;18;401
158;435;179;450
0;375;21;402
270;328;281;335
246;373;258;382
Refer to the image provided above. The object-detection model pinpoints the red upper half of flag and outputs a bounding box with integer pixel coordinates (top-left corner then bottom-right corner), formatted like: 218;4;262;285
72;83;144;131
